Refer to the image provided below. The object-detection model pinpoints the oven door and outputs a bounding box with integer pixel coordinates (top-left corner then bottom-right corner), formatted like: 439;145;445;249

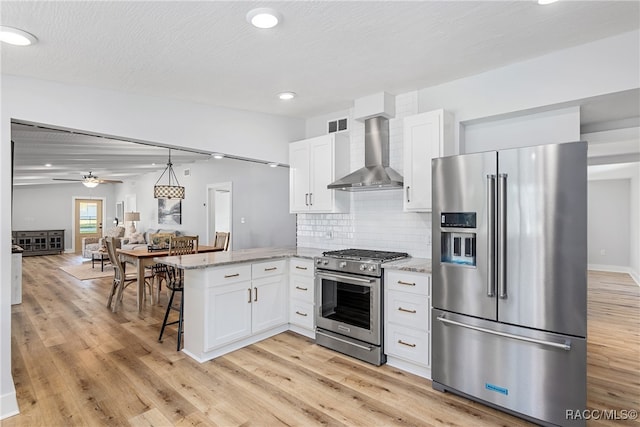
315;270;381;346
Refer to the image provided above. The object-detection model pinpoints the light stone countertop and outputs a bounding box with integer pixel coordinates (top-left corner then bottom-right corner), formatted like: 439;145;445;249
154;246;325;269
382;257;432;274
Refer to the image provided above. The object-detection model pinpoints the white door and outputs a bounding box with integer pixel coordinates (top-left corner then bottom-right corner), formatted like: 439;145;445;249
403;110;443;212
289;141;310;213
251;276;287;334
309;135;334;212
205;281;252;351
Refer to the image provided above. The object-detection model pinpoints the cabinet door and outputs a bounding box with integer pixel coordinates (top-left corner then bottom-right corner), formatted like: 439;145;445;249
308;135;334;212
289;141;311;213
252;276;287;334
403;110;443;212
205;281;252;351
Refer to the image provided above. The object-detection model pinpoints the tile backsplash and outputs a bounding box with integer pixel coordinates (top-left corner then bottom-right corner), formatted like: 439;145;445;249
296;91;432;258
296;191;432;258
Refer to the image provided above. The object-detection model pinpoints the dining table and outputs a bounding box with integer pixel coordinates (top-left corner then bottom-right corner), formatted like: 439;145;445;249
117;245;223;312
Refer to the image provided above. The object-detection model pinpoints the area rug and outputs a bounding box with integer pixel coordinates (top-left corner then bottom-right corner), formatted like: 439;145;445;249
60;263;114;280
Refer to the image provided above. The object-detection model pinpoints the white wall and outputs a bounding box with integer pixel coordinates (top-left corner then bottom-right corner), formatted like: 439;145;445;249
463;106;580;154
1;74;304;419
587;179;631;269
418;30;640;155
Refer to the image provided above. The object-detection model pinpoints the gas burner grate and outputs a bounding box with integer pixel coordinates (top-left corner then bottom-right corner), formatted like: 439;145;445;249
322;248;409;262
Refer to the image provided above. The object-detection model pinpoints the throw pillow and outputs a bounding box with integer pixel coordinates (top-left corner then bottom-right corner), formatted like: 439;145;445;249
150;232;174;247
128;232;145;244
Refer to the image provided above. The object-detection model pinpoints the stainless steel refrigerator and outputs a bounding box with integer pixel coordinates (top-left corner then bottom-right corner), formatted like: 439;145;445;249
431;141;587;427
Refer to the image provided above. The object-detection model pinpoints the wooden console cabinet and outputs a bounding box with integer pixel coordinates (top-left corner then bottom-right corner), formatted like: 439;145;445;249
12;230;65;256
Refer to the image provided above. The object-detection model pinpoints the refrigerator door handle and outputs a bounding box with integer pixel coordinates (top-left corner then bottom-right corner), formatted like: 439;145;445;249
497;173;508;299
436;316;571;351
486;174;496;297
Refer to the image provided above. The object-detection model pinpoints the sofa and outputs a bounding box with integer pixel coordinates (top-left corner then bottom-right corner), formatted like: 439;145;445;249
81;226;125;258
119;228;182;251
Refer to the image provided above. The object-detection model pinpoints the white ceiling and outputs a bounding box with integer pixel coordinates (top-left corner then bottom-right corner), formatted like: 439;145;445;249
3;1;639;186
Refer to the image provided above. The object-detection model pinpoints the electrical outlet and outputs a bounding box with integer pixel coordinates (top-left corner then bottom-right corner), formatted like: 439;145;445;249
325;231;333;239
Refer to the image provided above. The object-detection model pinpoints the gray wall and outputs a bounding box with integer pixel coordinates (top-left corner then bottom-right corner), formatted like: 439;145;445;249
12;184;116;251
113;156;296;251
588;179;631;267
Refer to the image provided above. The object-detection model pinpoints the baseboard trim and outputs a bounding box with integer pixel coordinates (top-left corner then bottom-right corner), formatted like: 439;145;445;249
0;390;19;420
588;264;640;286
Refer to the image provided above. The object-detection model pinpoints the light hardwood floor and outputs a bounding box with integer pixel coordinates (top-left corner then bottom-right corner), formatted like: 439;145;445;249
2;254;639;426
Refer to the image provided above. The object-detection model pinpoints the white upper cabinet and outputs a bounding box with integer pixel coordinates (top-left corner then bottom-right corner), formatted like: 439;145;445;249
403;109;453;212
289;133;350;213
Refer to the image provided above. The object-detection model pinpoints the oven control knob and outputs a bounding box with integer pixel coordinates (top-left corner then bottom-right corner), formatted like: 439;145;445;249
322;260;329;266
368;265;376;272
316;259;322;264
359;264;366;271
339;261;347;268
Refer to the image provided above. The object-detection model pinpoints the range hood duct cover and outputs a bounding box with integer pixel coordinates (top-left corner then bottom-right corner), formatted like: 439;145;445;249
327;116;403;191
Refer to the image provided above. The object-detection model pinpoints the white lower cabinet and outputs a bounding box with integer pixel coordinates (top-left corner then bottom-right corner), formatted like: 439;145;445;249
288;257;315;338
384;270;432;379
184;260;288;362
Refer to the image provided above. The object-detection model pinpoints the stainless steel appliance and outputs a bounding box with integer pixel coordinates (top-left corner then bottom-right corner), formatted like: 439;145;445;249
431;141;587;427
315;249;408;365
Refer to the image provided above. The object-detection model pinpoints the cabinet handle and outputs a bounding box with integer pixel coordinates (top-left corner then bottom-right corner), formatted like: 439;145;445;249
397;280;416;286
247;288;252;303
295;286;308;291
305;193;309;206
398;307;417;314
295;311;308;317
309;193;313;206
264;267;277;271
225;273;240;278
254;287;258;302
295;266;308;270
406;186;410;203
398;340;416;348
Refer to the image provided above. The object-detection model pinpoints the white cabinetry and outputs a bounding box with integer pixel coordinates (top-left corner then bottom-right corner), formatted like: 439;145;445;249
288;257;315;338
184;260;288;362
403;109;452;212
384;270;432;379
289;133;350;213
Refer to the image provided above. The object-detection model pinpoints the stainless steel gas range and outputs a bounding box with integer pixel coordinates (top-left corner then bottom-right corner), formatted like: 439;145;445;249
315;248;408;365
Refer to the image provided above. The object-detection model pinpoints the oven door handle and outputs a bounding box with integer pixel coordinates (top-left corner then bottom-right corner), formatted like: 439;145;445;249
316;272;374;284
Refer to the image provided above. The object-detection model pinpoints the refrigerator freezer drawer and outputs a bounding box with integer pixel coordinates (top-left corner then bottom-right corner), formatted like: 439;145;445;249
432;309;586;427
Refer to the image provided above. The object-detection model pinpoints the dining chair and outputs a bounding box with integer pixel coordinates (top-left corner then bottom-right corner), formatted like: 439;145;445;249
158;235;199;350
213;231;230;251
105;236;154;312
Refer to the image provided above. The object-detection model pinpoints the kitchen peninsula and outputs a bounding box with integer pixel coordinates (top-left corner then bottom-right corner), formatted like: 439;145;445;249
155;247;323;362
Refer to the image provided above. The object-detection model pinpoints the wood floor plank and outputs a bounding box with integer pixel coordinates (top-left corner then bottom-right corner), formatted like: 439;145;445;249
3;254;639;427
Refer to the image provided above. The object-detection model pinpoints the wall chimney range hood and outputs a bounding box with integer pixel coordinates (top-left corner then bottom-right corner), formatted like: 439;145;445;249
327;116;403;191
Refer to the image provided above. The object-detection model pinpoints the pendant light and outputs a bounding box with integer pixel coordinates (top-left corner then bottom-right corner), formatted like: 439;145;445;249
154;149;185;199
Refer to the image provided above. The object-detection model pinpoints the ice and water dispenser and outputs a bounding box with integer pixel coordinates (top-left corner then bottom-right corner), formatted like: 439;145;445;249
440;212;477;266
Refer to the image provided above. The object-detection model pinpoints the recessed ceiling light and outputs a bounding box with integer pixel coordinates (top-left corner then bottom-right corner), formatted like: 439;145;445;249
0;26;38;46
278;92;296;100
538;0;559;4
246;8;281;29
268;162;279;168
44;163;52;167
213;153;225;159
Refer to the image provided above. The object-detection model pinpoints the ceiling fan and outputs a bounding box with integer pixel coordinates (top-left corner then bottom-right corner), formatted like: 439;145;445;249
53;172;123;188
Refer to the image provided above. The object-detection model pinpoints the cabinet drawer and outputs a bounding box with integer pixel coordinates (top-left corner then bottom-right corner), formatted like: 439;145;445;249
289;258;314;278
289;275;314;304
385;323;430;367
386;271;430;296
386;290;429;332
289;301;314;329
252;259;286;279
207;264;252;285
49;230;63;236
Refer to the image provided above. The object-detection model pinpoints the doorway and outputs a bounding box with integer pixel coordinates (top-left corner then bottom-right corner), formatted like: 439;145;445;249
73;198;104;253
207;182;232;250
